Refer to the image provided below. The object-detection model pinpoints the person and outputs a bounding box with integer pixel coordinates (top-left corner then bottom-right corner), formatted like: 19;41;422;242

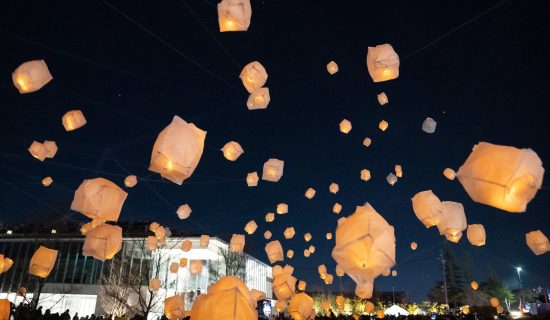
72;312;79;320
60;309;71;320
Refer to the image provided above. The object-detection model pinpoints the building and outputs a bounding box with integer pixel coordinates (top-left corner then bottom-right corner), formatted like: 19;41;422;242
0;228;272;318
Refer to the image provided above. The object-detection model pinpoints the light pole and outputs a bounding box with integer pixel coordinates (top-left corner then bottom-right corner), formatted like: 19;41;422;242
516;267;523;311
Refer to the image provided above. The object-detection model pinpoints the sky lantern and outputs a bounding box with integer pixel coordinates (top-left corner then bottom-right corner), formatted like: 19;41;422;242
189;260;203;275
386;173;397;186
377;92;389;105
443;168;456;180
411;190;442;228
318;264;327;277
303;249;311;258
467;224;486;246
363;137;372;147
29;246;58;278
332;203;396;299
525;230;550;255
304;233;312;242
308;245;315;253
379;120;389;131
288;292;314;320
265;212;275;222
230;234;245;253
164;295;185;320
83;224;122;261
391;270;397;277
329;183;339;194
305;187;316;199
149;278;161;291
324;274;334;285
471;281;479;290
247;87;270;110
176;204;192;220
1;258;13;273
244;220;258;234
275;300;286;314
361;169;372;181
437;201;467;242
460;306;470;315
62;110;87;131
298;280;306;291
496;306;504;314
336;264;345;277
365;301;375;314
327;61;339;74
422;117;437;133
221;141;244;161
146;236;158;251
217;0;252;32
28;141;49;161
277;203;288;214
326;232;333;240
336;295;345;311
12;59;52;94
456;142;544;212
321;300;330;315
262;158;284;182
339;119;352;134
0;299;9;320
42;176;53;187
265;240;284;264
149;116;206;185
42;141;58;159
240;61;267;93
366;44;399;82
286;250;294;258
395;165;403;178
169;262;179;273
80;219;105;236
181;239;192;252
273;265;297;300
71;178;128;222
377;310;385;319
410;242;418;250
179;258;188;267
283;227;296;239
200;235;210;247
246;172;259;187
124;175;137;188
490;297;500;308
333;203;342;214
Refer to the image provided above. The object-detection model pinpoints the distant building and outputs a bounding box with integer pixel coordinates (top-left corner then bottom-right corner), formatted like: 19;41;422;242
0;227;272;318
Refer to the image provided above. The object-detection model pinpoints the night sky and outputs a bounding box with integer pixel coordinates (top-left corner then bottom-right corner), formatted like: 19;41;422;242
1;0;549;301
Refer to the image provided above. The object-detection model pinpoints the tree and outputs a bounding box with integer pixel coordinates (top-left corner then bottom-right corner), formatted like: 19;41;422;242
208;247;247;282
427;247;466;307
482;275;514;311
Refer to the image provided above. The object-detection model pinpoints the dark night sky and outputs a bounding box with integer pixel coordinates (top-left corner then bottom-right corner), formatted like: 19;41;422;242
1;0;549;301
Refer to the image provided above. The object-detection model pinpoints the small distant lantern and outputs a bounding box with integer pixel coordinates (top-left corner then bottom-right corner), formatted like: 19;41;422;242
262;158;284;182
265;212;275;222
221;141;244;161
379;120;389;131
298;280;306;291
146;236;158;251
200;235;210;247
240;61;267;93
265;240;284;264
42;177;53;187
28;141;48;161
247;87;270;110
339;119;352;134
324;274;334;285
361;169;371;181
124;175;138;188
467;224;486;246
179;258;188;267
377;92;389;106
181;240;192;252
490;297;499;308
176;204;192;220
443;168;456;180
304;233;312;242
386;173;397;186
470;281;479;290
189;260;203;275
264;230;272;240
246;172;259;187
410;242;418;250
62;110;87;131
308;245;315;253
391;270;397;277
327;61;339;75
244;220;258;234
286;250;294;259
277;203;288;214
363;137;372;147
12;59;53;94
149;278;161;291
217;0;252;32
284;227;295;239
326;232;333;240
422;117;437;133
395;165;403;178
329;183;339;194
332;203;342;214
303;249;311;257
42;141;58;159
169;262;179;273
305;187;316;199
230;234;245;253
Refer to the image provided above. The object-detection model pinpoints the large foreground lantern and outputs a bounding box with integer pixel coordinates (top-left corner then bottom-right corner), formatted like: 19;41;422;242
190;276;256;319
366;44;400;82
262;158;284;182
411;190;442;228
149;116;206;185
0;299;9;320
525;230;550;255
332;203;396;299
29;246;58;278
240;61;267;93
456;142;544;212
164;295;185;320
466;224;486;246
71;178;128;222
217;0;252;32
437;201;467;242
288;292;314;320
265;240;284;264
83;224;123;261
12;60;53;94
272;265;297;300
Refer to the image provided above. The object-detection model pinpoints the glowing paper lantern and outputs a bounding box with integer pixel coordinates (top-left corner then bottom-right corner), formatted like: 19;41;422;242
363;137;372;147
277;203;288;214
149;116;206;185
29;246;58;278
365;301;375;314
410;242;418;250
298;280;306;291
525;230;550;255
324;274;333;285
377;92;389;105
305;188;316;199
12;60;52;94
265;212;275;222
339;119;352;134
275;300;287;314
272;265;297;300
326;232;333;240
265;240;284;264
437;201;468;242
467;224;486;246
336;264;345;277
189;260;203;275
83;224;122;261
366;44;400;82
42;177;53;187
336;295;345;311
181;240;192;252
149;278;161;291
42;141;58;159
361;169;372;181
328;183;339;194
422;117;437;133
217;0;252;32
71;178;127;222
0;299;9;320
240;61;267;93
164;295;185;320
284;227;295;239
169;262;179;273
179;258;188;267
246;172;259;187
395;165;403;178
304;233;312;242
28;141;48;161
386;173;397;186
221;141;244;161
379;120;389;131
456;142;544;212
327;61;339;75
333;203;342;214
471;281;479;290
286;250;294;258
176;204;192;220
490;297;499;308
124;175;137;188
321;300;330;315
460;306;470;315
264;231;272;240
247;87;270;110
1;258;13;273
244;220;258;234
200;235;210;248
411;190;442;228
308;245;315;253
230;234;245;253
303;249;310;258
146;236;158;251
391;270;397;277
62;110;87;131
377;310;385;319
496;306;504;313
443;168;456;180
262;158;284;182
332;203;396;299
288;292;314;320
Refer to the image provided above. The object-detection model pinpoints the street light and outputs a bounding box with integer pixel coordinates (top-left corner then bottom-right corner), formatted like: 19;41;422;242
516;267;522;289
